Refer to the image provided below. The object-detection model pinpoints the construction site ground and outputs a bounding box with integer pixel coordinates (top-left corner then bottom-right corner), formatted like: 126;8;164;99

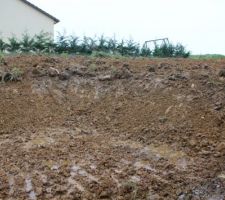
0;55;225;199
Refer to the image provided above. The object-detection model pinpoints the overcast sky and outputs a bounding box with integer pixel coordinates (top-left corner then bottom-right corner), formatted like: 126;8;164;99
30;0;225;55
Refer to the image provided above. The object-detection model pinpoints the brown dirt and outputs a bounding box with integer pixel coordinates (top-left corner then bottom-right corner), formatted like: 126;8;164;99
0;55;225;200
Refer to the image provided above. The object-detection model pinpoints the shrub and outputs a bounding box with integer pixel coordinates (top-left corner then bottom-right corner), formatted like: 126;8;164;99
68;35;80;54
107;37;117;54
117;40;126;56
7;36;20;52
125;39;140;56
79;36;93;54
140;46;152;57
55;33;69;53
153;43;190;58
97;35;108;52
0;32;190;58
33;32;54;53
174;43;190;58
0;39;7;52
20;33;35;52
11;67;23;80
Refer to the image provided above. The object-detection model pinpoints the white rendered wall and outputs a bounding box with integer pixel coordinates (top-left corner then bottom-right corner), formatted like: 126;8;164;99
0;0;55;41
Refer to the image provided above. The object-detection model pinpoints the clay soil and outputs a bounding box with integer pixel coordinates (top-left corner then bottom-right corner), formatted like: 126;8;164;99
0;55;225;200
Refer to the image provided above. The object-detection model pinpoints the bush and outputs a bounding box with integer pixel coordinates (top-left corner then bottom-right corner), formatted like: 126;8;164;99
7;36;20;52
68;35;80;54
33;32;54;53
97;35;108;52
107;37;117;53
55;33;69;53
153;43;190;58
0;39;7;52
0;32;190;58
11;67;24;80
20;33;35;52
140;46;152;57
174;43;190;58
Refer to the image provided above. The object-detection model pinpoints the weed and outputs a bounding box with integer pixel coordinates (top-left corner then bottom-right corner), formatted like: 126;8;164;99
110;66;119;77
11;67;23;80
92;51;112;58
60;52;69;58
88;63;98;72
121;181;138;200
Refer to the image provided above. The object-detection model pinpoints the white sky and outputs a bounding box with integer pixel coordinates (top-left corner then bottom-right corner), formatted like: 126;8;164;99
29;0;225;54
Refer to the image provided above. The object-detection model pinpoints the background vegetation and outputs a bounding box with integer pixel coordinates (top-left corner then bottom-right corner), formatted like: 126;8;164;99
190;54;225;59
0;32;190;58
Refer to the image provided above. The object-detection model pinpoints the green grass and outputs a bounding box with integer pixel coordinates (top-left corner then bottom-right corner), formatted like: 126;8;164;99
190;54;225;59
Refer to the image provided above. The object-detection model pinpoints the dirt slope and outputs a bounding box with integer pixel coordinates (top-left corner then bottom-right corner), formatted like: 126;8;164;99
0;55;225;200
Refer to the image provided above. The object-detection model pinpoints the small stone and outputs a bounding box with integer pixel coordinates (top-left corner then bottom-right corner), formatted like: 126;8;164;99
216;142;225;152
58;72;70;80
168;73;187;81
55;185;67;194
48;67;59;77
99;190;111;199
98;75;113;81
51;165;59;170
200;150;211;155
159;117;167;123
46;188;52;194
148;66;155;72
3;73;13;82
203;64;209;69
214;102;223;111
36;187;43;196
189;139;197;146
218;69;225;77
32;68;41;75
122;63;129;68
158;62;170;69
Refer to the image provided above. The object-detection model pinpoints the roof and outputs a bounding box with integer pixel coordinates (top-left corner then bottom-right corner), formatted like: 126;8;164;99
19;0;60;24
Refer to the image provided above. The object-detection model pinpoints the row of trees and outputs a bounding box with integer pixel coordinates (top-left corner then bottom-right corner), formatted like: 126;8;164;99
0;32;190;58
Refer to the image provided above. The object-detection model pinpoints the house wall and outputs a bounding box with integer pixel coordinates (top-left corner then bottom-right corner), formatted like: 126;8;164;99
0;0;55;41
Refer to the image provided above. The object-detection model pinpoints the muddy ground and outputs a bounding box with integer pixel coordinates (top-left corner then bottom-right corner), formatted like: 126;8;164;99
0;55;225;200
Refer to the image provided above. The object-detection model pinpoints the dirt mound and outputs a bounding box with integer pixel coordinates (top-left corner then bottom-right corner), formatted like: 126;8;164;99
0;55;225;199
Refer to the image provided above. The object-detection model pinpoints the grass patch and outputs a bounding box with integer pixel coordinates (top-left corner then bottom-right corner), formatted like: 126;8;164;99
190;54;225;60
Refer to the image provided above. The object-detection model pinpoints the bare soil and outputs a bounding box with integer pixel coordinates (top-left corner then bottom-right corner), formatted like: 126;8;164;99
0;55;225;200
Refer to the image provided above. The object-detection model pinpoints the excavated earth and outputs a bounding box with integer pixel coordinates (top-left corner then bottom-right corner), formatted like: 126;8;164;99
0;55;225;200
